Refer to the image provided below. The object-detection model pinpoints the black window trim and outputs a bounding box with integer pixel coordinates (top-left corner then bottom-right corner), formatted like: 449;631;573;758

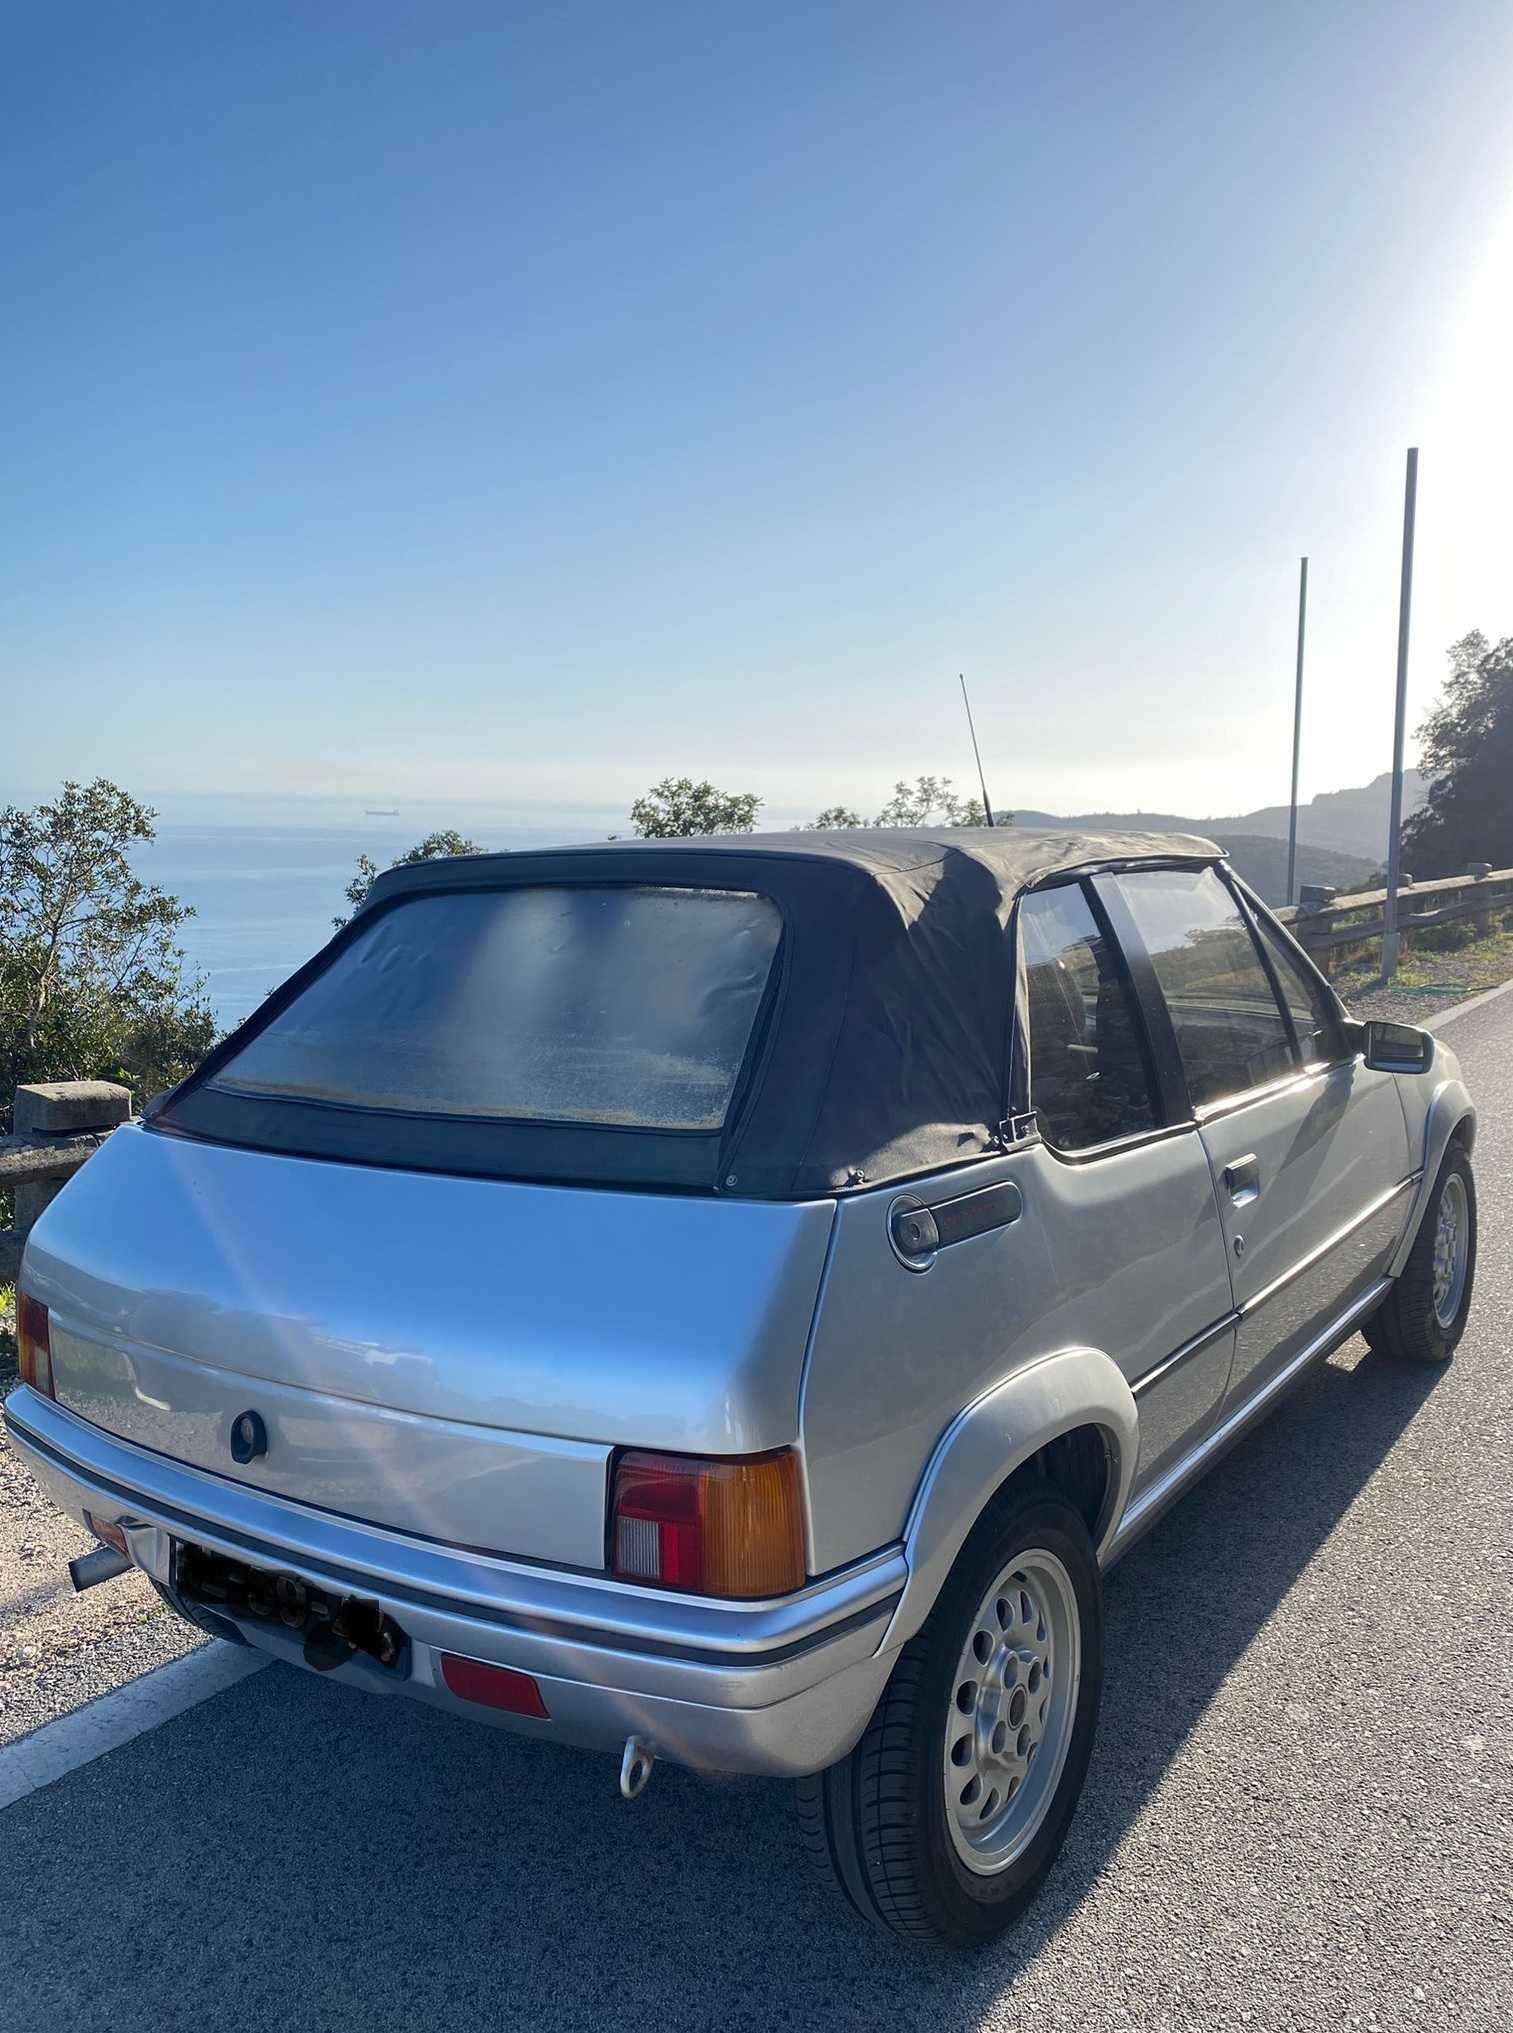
1100;862;1358;1126
1011;872;1175;1163
1224;872;1353;1073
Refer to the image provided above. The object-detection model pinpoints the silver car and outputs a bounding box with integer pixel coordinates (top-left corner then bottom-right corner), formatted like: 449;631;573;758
6;828;1477;1947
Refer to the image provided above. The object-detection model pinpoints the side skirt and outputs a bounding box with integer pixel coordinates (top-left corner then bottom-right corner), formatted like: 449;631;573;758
1102;1274;1391;1568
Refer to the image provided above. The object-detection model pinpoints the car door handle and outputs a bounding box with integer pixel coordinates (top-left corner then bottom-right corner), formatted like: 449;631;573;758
1223;1154;1260;1205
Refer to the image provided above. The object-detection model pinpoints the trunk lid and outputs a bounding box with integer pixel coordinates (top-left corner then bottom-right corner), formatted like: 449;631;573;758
22;1125;834;1568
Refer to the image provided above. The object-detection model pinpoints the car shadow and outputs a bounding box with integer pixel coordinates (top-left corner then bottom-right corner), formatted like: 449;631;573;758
0;1337;1445;2033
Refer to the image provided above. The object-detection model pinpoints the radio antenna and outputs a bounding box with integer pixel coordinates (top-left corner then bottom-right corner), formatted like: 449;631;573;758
958;673;997;827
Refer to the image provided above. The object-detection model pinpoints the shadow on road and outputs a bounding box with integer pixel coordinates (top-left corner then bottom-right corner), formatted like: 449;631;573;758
0;1338;1445;2033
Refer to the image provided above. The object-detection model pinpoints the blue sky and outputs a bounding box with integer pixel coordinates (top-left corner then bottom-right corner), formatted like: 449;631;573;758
4;1;1511;829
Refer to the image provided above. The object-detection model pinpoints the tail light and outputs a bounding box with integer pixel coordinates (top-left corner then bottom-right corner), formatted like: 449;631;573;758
609;1446;805;1599
17;1293;54;1399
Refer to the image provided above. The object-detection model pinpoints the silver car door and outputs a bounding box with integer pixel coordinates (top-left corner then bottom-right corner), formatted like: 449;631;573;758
1110;867;1411;1407
1012;880;1237;1484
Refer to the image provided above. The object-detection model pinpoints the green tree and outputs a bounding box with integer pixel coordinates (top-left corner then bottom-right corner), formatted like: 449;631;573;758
0;779;216;1125
628;778;761;838
338;829;482;925
804;806;865;829
873;776;987;827
1400;633;1513;877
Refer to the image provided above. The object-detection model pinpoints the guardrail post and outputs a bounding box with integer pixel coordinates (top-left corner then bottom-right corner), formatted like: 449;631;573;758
1468;865;1493;936
8;1080;132;1255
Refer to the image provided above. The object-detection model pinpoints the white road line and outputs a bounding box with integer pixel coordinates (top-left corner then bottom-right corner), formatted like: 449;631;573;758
0;1643;270;1812
1425;975;1513;1031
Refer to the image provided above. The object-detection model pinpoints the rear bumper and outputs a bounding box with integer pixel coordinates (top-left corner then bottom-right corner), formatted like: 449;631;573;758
3;1389;903;1777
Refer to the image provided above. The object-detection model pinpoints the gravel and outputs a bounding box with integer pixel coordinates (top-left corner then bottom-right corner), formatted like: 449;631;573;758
0;1369;202;1748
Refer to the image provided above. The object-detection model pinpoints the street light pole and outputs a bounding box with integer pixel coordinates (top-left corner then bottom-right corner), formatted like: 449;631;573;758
1382;447;1419;980
1285;556;1308;908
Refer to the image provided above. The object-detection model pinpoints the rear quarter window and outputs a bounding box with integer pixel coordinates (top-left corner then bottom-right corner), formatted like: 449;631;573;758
207;885;782;1132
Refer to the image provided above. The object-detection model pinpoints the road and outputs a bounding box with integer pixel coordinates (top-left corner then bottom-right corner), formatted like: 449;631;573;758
2;990;1510;2033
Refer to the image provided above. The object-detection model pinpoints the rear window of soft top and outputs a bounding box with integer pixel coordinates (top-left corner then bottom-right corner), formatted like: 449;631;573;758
207;884;782;1132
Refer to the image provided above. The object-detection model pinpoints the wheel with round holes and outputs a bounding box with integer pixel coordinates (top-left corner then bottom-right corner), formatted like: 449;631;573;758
1365;1142;1476;1363
796;1485;1102;1947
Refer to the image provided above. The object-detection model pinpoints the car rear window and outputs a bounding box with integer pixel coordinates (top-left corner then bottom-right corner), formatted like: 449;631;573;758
206;885;783;1132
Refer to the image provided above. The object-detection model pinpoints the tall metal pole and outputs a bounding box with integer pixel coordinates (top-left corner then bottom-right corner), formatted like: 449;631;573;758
1285;555;1309;907
1381;447;1419;980
959;673;997;826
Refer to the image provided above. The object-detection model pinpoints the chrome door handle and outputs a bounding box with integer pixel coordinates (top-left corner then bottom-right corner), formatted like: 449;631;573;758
1223;1154;1260;1204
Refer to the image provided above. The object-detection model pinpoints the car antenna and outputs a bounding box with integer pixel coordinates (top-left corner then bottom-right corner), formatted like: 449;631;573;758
958;673;997;827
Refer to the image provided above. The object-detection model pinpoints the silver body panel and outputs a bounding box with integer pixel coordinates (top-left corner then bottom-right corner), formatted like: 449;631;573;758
1195;1059;1410;1400
5;995;1472;1777
800;1130;1234;1576
20;1124;835;1565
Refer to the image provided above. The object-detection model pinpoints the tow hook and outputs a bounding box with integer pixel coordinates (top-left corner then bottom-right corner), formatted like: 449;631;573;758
619;1735;657;1800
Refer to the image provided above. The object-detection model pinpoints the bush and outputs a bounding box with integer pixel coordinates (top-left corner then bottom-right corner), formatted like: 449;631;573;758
0;780;216;1128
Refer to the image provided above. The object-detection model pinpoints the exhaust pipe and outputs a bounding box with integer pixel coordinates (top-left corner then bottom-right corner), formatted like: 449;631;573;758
68;1544;132;1592
619;1735;657;1800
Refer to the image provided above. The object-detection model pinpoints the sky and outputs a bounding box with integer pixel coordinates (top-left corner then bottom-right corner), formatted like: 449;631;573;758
4;0;1512;832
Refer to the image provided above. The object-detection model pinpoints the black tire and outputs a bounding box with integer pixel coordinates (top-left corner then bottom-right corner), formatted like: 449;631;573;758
1366;1141;1476;1364
796;1484;1103;1948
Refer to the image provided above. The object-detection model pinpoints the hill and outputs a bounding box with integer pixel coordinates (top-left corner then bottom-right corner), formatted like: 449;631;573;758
1012;769;1424;865
1204;834;1377;903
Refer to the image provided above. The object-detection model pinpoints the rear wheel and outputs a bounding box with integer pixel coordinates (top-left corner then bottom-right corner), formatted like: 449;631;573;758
796;1486;1102;1947
1365;1142;1476;1364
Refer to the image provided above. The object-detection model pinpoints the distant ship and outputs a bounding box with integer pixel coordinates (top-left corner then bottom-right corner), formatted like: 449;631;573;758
364;808;400;817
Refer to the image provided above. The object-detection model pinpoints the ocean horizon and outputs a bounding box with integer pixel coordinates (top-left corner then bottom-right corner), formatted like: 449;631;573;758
135;818;609;1030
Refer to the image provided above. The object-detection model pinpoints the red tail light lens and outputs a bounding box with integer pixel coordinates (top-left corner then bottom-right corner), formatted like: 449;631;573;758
610;1447;806;1599
17;1294;54;1399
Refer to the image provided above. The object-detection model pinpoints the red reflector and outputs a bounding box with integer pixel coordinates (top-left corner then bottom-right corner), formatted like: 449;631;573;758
438;1653;549;1718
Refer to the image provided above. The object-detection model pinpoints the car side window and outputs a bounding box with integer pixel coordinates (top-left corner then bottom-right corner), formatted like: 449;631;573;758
1019;883;1159;1151
1251;912;1344;1065
1114;867;1295;1110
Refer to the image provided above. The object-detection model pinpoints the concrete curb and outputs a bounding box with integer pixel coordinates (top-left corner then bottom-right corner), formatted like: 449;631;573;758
1424;975;1513;1031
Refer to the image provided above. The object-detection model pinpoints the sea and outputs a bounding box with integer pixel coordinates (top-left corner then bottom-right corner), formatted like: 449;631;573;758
136;817;606;1031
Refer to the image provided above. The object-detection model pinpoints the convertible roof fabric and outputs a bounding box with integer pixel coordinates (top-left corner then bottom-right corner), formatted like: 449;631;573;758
159;828;1220;1199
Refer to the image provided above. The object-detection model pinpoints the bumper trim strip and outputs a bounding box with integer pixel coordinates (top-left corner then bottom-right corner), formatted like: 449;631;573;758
4;1399;903;1673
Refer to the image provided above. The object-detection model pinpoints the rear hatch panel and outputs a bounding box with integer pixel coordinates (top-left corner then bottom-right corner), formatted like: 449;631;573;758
22;1124;834;1569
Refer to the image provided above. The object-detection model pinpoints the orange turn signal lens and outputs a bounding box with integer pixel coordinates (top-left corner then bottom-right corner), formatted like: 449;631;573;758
610;1446;806;1600
17;1294;54;1399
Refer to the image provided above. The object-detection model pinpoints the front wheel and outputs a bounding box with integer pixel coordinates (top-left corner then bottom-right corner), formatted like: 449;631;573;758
796;1486;1103;1947
1365;1142;1476;1364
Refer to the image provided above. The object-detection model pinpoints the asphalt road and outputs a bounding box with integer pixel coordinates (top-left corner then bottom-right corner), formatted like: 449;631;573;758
2;992;1510;2033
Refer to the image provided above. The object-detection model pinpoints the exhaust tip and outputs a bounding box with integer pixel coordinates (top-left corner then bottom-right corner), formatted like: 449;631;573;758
68;1545;132;1592
619;1735;657;1800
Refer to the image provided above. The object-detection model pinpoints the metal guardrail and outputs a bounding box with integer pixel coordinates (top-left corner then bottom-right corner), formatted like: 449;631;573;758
1278;864;1513;976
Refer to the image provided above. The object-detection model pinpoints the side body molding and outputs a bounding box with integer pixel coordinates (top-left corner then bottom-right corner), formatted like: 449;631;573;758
881;1347;1139;1653
1388;1054;1475;1279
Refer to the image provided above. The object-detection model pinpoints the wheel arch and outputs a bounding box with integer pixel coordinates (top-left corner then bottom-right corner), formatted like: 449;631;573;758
881;1347;1138;1653
1388;1064;1476;1280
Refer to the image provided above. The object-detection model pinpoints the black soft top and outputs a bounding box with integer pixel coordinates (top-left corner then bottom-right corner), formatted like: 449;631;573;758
157;827;1220;1199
